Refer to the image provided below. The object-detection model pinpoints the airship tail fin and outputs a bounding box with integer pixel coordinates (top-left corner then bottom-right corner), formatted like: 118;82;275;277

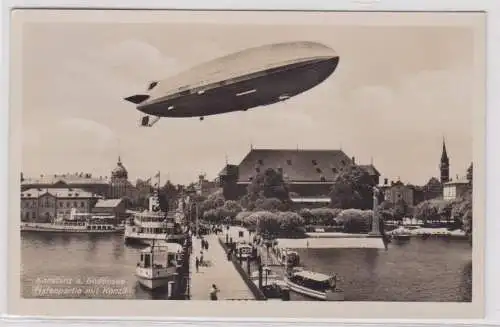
124;94;150;104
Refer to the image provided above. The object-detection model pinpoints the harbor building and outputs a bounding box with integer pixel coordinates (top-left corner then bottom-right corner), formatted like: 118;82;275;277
21;156;139;203
20;188;100;222
217;148;381;204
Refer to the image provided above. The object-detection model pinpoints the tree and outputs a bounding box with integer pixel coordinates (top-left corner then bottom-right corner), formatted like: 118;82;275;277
254;197;286;212
451;189;472;235
393;199;409;221
242;168;290;209
378;201;395;221
467;163;473;189
329;165;375;210
276;212;305;234
335;209;373;233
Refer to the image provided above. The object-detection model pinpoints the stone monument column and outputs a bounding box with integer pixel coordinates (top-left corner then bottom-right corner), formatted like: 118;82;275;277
368;186;381;236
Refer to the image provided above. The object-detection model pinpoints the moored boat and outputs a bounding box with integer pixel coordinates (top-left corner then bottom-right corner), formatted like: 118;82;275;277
284;267;344;301
20;210;122;233
135;241;182;290
390;226;412;241
124;174;185;245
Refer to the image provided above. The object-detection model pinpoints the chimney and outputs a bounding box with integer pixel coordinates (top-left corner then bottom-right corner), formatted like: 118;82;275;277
384;178;388;185
351;156;355;164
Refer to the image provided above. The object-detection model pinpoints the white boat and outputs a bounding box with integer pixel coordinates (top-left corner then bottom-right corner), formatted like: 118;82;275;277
135;241;183;290
390;226;412;241
20;210;122;233
284;267;344;301
124;177;185;245
274;247;300;267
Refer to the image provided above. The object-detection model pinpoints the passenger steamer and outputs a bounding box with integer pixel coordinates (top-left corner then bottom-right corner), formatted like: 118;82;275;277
20;209;122;233
124;172;185;245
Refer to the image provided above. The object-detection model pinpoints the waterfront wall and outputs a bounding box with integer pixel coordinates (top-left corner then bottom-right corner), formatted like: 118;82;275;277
217;238;267;301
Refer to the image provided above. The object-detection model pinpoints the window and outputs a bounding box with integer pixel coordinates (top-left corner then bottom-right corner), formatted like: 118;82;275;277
316;167;322;173
80;201;85;208
286;159;292;165
59;202;63;208
332;167;338;173
277;167;283;174
312;160;317;165
255;167;260;173
320;176;326;182
258;159;263;165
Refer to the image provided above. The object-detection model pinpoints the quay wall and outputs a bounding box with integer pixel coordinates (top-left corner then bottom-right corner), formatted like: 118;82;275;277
218;238;267;301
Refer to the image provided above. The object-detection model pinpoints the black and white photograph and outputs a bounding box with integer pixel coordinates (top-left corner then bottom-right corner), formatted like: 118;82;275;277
8;9;485;319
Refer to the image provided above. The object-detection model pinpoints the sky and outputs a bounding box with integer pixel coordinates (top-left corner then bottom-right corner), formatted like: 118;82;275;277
20;15;477;185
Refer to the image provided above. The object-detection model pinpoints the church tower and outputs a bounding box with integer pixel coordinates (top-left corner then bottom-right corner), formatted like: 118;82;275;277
440;139;450;184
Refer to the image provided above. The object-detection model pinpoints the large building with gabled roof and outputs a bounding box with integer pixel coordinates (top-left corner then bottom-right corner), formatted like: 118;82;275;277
218;148;381;200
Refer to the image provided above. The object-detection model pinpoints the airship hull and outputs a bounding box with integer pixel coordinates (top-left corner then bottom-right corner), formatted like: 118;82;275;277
137;56;338;118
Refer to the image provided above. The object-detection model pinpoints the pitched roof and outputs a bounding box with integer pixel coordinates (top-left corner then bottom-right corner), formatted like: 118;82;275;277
21;188;95;199
358;164;380;177
236;148;354;182
94;199;124;208
22;173;109;186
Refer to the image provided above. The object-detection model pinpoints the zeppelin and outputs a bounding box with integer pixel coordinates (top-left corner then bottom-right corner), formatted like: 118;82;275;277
124;41;339;127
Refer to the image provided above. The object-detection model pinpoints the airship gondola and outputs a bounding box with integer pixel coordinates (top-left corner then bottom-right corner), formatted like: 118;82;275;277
124;41;339;127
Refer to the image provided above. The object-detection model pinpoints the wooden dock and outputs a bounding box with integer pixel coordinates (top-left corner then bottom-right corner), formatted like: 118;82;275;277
189;234;255;301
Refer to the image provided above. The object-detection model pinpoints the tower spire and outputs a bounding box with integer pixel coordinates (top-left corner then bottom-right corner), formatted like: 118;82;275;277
440;137;450;183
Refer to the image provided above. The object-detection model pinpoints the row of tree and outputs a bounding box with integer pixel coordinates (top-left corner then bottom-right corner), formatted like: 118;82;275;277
233;208;373;236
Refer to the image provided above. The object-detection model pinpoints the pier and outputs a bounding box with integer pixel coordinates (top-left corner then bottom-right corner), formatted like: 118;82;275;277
189;234;255;300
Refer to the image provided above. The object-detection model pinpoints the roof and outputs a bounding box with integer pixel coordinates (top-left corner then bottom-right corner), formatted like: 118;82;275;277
21;188;95;199
358;164;380;177
235;148;358;182
94;199;123;208
149;42;337;99
444;179;470;186
22;173;109;186
291;197;331;203
293;270;331;282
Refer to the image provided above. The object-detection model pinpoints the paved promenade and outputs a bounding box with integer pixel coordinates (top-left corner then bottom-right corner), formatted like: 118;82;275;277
189;234;255;300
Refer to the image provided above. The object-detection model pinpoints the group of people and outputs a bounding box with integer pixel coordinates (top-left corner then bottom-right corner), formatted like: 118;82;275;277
194;237;211;272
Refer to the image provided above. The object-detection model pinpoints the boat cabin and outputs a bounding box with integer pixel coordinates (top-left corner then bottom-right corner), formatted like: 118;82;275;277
288;270;338;292
137;243;182;269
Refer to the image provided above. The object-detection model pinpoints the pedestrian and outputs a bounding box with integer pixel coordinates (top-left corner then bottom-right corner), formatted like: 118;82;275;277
200;253;204;266
205;241;209;251
306;240;309;248
210;284;219;300
195;256;200;272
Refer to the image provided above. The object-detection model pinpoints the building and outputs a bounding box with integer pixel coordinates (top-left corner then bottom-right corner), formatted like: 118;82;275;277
108;156;138;202
20;188;99;222
21;156;139;203
443;178;470;201
218;148;381;203
195;174;219;197
382;180;415;205
92;198;128;221
21;173;109;196
440;139;450;184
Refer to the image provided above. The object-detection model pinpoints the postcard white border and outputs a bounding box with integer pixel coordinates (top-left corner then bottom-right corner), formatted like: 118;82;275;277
1;0;498;324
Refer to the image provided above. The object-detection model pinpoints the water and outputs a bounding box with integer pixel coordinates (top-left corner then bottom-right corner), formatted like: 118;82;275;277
21;232;472;301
